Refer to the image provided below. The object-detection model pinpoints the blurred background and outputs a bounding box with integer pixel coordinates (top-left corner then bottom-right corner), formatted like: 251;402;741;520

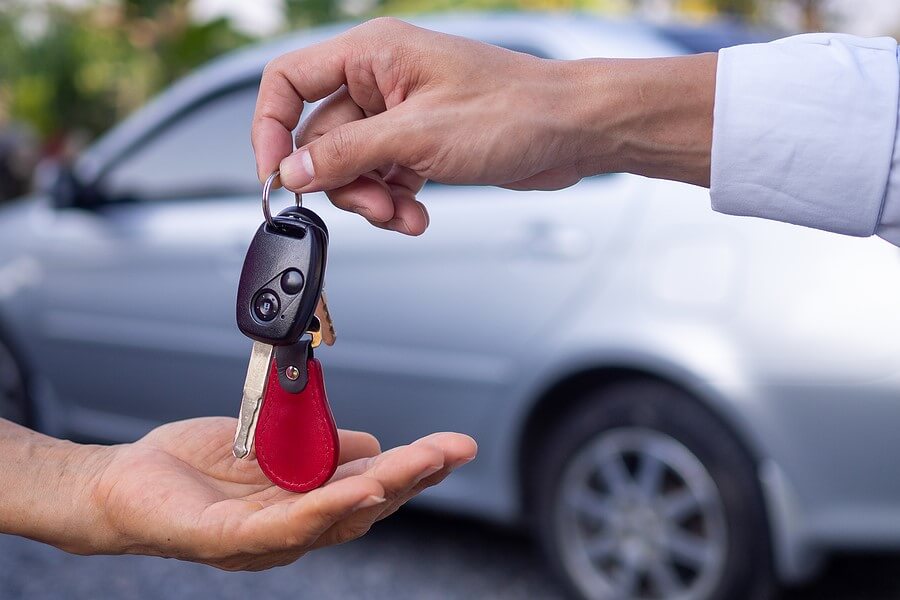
4;1;900;600
1;0;898;195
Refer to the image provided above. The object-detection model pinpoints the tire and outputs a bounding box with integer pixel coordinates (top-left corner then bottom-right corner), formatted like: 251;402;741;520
531;380;774;600
0;338;29;424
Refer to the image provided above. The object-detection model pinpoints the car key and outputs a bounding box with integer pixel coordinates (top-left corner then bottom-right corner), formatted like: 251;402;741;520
309;291;336;348
232;172;340;492
233;340;274;459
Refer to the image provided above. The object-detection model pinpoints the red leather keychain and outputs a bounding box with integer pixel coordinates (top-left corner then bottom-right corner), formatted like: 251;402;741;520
233;172;339;493
254;351;340;493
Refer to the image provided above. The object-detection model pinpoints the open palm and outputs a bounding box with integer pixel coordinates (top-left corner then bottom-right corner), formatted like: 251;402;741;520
92;417;476;570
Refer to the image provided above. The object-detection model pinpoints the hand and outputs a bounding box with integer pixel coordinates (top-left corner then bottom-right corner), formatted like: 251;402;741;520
88;417;476;570
252;18;715;235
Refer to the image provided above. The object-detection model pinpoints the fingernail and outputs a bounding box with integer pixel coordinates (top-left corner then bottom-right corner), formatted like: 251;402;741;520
280;148;315;189
354;495;386;511
419;204;430;229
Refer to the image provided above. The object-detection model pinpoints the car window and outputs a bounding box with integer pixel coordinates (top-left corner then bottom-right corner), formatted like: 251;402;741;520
101;85;260;201
655;23;778;53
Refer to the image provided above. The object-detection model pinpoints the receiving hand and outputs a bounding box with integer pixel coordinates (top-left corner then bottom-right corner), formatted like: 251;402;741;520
89;417;476;570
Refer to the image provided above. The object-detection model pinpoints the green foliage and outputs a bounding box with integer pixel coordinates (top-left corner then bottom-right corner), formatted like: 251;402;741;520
0;0;820;145
286;0;347;28
0;1;253;143
156;17;254;82
379;0;609;16
708;0;758;17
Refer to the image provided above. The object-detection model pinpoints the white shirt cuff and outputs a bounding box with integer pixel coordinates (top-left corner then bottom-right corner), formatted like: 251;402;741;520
710;34;899;239
876;48;900;246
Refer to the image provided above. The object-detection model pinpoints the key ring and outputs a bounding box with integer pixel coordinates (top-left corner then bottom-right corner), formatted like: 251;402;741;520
262;170;302;227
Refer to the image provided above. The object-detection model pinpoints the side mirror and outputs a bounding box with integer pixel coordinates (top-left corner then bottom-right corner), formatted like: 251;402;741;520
47;164;103;209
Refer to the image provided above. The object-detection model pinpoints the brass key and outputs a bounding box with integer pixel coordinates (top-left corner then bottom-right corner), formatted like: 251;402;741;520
309;290;336;348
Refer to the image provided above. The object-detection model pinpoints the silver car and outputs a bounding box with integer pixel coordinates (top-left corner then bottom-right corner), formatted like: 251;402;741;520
0;13;895;600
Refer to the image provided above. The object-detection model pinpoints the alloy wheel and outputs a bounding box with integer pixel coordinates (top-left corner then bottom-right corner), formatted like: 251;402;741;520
555;427;728;600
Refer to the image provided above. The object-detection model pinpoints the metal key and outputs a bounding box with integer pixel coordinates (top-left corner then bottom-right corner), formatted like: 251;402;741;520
232;341;273;458
232;172;329;459
309;291;336;348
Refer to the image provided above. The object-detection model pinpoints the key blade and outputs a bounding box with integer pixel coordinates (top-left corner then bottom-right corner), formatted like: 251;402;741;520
315;290;336;346
232;341;274;459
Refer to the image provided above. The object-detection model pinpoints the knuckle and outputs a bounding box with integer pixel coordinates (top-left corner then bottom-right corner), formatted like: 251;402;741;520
352;17;411;53
306;489;346;526
261;54;305;95
364;432;382;454
322;127;355;169
261;57;283;80
365;16;406;34
334;522;373;545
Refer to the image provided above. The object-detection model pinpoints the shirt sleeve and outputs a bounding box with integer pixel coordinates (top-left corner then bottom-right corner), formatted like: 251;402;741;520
710;33;900;246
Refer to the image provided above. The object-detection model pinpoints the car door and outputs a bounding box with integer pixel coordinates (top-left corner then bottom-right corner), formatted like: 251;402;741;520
32;84;265;440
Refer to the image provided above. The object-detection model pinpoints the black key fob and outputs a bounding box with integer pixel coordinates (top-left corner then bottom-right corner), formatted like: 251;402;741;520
236;206;328;345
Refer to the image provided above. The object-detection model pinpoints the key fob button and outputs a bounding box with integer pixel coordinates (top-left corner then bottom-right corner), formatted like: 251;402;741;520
253;290;280;322
280;269;305;295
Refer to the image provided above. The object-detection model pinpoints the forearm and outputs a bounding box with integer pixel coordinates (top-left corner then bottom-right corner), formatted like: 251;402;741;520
564;53;717;188
0;419;113;554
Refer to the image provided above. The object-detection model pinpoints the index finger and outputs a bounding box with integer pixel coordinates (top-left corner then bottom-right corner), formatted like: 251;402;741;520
251;35;352;182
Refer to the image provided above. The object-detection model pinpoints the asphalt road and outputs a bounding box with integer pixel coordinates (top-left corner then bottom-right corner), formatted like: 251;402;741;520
2;509;900;600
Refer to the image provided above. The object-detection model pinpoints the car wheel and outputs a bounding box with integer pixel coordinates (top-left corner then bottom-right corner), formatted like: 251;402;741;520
532;380;774;600
0;338;29;424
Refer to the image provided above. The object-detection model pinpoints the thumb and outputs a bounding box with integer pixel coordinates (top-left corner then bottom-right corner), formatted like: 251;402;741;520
278;111;406;192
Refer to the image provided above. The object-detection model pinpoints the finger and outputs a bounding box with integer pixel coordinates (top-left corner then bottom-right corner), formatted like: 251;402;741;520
238;474;386;551
376;466;455;522
383;164;427;194
253;45;349;183
327;173;396;223
309;440;446;549
295;89;397;222
294;86;364;148
371;432;476;518
330;437;443;482
252;18;414;182
368;166;429;234
312;433;476;548
408;432;478;467
279;109;409;194
338;429;381;464
376;189;428;235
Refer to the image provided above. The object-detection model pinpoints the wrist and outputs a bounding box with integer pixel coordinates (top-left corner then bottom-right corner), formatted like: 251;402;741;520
0;420;117;555
59;441;118;554
559;53;717;187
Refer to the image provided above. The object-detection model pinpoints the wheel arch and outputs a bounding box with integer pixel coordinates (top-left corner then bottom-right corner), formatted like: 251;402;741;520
512;357;827;584
516;362;767;517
